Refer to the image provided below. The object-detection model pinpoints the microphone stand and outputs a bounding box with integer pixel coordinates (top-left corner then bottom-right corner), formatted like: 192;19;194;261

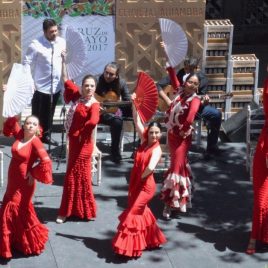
56;104;66;170
48;42;54;154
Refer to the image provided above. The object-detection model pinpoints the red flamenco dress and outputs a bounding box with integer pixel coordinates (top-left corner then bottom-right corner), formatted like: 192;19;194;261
0;117;53;259
160;67;201;212
58;80;100;220
251;76;268;243
112;139;167;257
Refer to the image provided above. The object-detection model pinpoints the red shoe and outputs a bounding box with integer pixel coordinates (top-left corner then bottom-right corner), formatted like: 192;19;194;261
246;248;256;255
246;239;256;255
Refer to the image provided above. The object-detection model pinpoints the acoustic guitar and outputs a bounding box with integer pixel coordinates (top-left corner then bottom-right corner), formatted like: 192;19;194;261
158;85;233;112
95;91;131;114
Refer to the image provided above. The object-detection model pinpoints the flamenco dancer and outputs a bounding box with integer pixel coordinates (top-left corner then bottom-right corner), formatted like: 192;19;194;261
247;65;268;254
112;92;167;257
56;52;100;224
160;61;201;219
0;115;53;258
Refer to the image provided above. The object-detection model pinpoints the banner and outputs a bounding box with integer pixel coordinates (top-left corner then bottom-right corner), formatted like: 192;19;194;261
22;15;115;84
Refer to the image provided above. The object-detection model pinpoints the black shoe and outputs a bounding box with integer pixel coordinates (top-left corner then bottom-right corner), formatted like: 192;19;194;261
207;146;222;156
111;153;122;164
41;136;59;146
203;152;212;160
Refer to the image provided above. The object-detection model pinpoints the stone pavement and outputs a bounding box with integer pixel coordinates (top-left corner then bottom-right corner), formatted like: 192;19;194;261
0;132;268;268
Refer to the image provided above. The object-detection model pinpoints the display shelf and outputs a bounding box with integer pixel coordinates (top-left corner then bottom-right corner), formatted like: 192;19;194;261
227;54;259;117
202;20;234;120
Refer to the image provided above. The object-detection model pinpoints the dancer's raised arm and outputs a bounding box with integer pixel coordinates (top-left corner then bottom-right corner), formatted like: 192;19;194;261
131;92;145;143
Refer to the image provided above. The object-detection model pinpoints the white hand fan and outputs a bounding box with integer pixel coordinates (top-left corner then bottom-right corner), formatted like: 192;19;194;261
159;18;188;68
64;26;87;79
2;63;34;117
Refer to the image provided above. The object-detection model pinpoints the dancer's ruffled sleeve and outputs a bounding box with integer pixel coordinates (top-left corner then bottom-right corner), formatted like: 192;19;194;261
29;138;53;184
166;66;180;90
78;102;100;141
83;103;100;131
64;80;81;104
181;97;201;132
3;117;23;139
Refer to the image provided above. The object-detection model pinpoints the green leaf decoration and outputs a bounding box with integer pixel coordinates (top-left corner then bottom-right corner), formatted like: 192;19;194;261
63;0;73;9
23;0;114;18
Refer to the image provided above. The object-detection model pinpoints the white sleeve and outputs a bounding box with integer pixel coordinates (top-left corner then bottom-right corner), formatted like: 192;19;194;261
23;40;37;66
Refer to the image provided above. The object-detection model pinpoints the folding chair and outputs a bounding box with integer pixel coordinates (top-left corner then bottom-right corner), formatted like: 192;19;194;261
91;126;102;186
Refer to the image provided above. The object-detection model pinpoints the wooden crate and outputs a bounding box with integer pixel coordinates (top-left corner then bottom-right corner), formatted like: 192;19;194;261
227;54;259;104
202;19;233;74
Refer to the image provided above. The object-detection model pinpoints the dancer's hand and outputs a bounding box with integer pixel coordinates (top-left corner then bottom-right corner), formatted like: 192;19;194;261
160;41;171;68
160;41;166;49
61;50;67;62
131;92;136;101
27;172;35;186
2;84;7;92
179;130;187;139
131;93;137;112
201;94;210;105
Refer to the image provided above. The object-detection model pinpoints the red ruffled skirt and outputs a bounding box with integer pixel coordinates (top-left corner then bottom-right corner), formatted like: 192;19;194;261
160;133;193;212
58;137;96;219
251;130;268;242
112;206;166;257
0;201;48;258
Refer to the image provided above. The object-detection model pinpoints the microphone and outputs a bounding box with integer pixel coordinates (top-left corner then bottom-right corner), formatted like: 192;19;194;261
51;41;54;61
60;104;66;117
50;42;54;93
48;41;55;153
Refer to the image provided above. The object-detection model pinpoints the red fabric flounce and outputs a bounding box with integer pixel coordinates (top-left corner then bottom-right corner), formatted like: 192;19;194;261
112;207;166;257
0;201;49;258
64;80;81;104
58;144;96;220
251;205;268;243
31;160;53;184
3;117;23;139
160;171;192;212
3;117;17;137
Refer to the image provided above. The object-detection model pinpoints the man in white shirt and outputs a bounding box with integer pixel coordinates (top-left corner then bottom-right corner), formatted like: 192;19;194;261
23;18;66;146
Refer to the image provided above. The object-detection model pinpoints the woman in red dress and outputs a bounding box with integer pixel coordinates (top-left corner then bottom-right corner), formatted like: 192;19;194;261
160;63;201;219
247;66;268;254
0;115;53;258
112;93;167;257
56;54;100;223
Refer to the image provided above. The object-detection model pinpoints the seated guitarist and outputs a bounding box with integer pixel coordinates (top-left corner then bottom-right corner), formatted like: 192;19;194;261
96;62;132;164
157;56;222;159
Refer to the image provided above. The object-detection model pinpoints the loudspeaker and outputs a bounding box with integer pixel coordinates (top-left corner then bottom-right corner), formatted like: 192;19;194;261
221;100;260;142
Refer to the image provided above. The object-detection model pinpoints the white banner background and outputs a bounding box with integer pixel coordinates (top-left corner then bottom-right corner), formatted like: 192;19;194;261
22;15;115;85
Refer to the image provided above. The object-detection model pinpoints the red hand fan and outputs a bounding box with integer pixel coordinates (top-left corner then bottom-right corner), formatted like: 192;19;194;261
133;72;158;123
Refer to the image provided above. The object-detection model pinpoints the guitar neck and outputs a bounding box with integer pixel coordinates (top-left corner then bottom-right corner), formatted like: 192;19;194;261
200;92;233;99
102;101;131;107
